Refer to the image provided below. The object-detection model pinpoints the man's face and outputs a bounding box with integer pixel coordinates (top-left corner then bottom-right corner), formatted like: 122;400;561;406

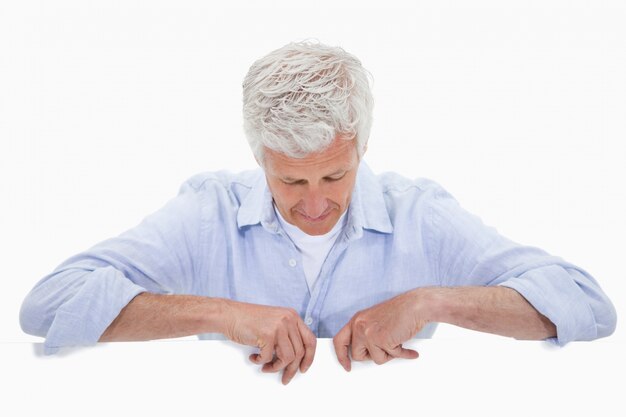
263;137;360;236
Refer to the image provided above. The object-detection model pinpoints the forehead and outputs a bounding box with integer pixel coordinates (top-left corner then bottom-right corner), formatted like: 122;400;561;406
265;138;357;175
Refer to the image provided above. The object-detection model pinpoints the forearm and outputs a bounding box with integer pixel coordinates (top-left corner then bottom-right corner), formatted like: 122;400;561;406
416;286;557;340
99;292;228;342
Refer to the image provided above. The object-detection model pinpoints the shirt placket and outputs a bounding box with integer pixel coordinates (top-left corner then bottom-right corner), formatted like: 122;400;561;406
302;224;363;336
265;220;312;321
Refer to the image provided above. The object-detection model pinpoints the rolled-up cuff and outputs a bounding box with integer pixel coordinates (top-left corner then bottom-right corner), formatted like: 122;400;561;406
43;266;146;355
498;264;598;346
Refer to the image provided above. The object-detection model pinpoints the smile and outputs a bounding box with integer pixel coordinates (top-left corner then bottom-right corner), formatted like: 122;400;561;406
298;209;333;223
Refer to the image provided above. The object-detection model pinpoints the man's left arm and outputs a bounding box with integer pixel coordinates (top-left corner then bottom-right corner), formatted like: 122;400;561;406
334;181;617;369
411;285;557;341
333;284;555;371
424;182;617;345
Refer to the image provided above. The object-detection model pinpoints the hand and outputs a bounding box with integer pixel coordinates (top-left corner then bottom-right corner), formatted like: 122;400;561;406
333;289;426;371
221;299;317;385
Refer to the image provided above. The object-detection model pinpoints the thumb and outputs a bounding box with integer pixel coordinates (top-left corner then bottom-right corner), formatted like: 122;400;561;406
386;344;419;360
333;325;353;372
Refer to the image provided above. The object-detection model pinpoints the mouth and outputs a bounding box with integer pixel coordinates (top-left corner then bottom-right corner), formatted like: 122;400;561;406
297;209;333;224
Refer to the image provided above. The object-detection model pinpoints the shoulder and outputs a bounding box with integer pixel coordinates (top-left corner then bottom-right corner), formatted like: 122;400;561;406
181;168;261;192
177;168;263;206
375;170;455;204
369;170;466;232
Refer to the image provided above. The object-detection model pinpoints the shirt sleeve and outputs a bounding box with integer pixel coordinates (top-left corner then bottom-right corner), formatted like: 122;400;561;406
425;181;617;346
19;180;207;354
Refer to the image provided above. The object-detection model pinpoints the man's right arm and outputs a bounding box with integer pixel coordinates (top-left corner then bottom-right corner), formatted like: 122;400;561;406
19;180;206;354
98;293;228;342
98;292;316;385
19;176;315;384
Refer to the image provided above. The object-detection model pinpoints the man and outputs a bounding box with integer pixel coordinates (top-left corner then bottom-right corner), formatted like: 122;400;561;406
20;41;616;385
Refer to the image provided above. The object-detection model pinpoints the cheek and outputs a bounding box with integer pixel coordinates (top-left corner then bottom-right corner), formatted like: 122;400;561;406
273;184;301;208
328;181;355;206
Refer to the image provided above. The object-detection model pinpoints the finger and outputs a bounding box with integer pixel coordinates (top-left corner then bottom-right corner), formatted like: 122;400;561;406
262;328;295;373
366;342;393;365
384;344;419;360
280;327;306;385
350;326;371;362
249;336;275;365
352;343;371;362
333;324;352;372
260;346;282;373
297;319;317;374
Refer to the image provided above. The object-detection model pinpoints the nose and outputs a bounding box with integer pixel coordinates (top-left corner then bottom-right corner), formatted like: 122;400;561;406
302;186;329;219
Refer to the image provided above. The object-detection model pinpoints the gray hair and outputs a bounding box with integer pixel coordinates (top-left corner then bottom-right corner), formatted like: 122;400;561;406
242;41;374;165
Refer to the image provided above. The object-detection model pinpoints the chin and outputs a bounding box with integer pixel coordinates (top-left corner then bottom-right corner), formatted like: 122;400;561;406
300;225;330;235
297;218;336;235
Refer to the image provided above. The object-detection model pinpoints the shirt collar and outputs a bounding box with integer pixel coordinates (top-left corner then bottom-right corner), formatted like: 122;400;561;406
236;160;393;235
236;170;276;231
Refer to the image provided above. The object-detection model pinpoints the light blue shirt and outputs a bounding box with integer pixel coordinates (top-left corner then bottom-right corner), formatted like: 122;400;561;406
20;162;617;354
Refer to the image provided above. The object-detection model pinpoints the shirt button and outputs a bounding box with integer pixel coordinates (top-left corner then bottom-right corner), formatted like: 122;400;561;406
305;317;313;325
288;259;297;267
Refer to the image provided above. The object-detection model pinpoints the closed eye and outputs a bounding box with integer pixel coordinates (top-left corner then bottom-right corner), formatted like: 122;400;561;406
324;174;346;182
281;173;346;185
282;179;307;186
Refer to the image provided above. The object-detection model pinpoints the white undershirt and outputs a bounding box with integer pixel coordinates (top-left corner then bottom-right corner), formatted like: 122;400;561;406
273;204;348;293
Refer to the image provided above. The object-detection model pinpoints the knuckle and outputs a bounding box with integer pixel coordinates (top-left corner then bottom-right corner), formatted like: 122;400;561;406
280;313;295;326
351;349;364;361
354;317;368;332
283;351;295;363
363;326;377;338
294;346;305;359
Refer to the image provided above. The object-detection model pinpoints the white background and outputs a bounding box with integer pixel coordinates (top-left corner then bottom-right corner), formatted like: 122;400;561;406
1;338;624;416
1;0;624;348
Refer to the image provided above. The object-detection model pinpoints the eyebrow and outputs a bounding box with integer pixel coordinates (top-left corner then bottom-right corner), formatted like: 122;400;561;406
282;169;347;182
